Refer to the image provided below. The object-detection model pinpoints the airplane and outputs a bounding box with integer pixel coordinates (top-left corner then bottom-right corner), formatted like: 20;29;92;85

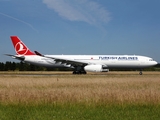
5;36;158;75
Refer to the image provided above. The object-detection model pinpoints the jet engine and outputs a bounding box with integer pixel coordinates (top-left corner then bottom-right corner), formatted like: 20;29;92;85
84;65;109;72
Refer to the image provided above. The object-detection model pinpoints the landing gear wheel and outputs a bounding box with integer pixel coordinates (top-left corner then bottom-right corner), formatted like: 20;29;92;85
72;71;87;74
81;71;87;74
72;71;80;74
139;71;143;75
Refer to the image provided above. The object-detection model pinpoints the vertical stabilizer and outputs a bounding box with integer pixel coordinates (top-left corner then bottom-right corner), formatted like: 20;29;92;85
10;36;35;55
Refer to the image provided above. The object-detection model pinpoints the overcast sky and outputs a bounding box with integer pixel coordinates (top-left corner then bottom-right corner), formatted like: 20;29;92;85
0;0;160;62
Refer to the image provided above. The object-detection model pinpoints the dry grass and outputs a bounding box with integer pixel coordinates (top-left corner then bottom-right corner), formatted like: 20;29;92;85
0;71;160;105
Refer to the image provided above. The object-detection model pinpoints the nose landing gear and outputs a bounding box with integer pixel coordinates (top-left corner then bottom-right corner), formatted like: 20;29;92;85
139;70;143;75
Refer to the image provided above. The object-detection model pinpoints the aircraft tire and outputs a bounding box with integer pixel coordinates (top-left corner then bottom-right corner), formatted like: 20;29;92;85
139;71;143;75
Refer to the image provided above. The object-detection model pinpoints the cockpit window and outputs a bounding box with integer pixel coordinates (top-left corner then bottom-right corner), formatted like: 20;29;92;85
149;59;153;61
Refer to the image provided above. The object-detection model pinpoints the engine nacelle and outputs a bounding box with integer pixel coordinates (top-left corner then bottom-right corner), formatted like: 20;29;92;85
84;65;109;72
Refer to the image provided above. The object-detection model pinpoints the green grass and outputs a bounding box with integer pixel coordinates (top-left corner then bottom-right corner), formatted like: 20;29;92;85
0;103;160;120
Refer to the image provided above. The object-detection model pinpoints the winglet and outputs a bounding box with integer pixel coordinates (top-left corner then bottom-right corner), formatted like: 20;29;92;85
34;51;44;56
10;36;36;55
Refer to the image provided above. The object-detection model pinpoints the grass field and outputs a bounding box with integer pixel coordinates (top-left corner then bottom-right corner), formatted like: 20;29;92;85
0;71;160;120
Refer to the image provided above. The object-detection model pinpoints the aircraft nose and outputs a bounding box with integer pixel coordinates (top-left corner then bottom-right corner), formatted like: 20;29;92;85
153;61;158;65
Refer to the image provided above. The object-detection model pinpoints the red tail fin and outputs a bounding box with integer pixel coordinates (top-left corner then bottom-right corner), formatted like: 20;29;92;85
10;36;35;55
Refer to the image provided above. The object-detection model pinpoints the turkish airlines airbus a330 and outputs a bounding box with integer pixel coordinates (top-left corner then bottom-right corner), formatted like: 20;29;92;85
5;36;157;75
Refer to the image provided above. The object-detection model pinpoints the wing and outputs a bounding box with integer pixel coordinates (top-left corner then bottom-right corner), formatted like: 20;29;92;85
34;51;88;67
44;55;88;67
4;54;25;61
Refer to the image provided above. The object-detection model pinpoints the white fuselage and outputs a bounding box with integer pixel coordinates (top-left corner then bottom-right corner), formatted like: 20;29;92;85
21;55;157;69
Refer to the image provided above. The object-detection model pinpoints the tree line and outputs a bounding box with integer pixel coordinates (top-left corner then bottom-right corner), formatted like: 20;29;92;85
0;61;71;71
0;61;160;71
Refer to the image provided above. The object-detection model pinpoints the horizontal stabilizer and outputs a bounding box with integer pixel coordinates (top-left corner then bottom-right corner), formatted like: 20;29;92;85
4;54;25;61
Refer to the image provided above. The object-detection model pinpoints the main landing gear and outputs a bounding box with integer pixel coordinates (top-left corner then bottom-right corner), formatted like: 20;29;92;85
72;66;87;74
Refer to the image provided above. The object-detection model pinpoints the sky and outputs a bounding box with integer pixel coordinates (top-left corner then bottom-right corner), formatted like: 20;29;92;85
0;0;160;63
